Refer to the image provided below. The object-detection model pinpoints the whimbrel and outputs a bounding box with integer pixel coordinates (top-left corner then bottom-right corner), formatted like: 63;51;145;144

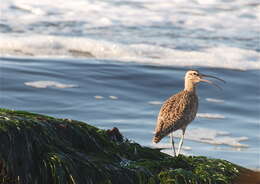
152;70;225;156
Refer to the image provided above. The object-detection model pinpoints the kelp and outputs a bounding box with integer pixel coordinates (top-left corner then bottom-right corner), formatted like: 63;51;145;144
0;108;253;184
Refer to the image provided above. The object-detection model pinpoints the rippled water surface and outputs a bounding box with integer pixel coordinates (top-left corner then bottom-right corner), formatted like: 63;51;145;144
1;57;259;169
0;0;259;169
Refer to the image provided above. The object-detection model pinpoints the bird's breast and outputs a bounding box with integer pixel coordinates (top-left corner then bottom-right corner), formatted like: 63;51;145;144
184;93;198;122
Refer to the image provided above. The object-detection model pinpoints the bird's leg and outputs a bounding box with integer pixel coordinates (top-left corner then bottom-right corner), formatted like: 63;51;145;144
176;129;186;156
170;133;176;157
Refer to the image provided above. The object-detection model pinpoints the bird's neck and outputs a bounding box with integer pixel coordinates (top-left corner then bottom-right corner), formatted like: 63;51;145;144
184;80;196;92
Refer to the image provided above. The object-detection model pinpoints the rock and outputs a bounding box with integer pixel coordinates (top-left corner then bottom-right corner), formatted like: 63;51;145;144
0;108;259;184
106;127;124;143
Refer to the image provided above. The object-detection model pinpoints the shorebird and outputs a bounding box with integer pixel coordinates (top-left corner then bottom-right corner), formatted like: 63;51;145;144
152;70;225;156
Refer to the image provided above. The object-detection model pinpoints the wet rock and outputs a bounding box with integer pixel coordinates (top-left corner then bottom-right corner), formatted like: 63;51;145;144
0;108;259;184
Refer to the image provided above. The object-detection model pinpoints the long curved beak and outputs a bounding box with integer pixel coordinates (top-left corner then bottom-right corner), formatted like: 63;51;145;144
200;74;225;90
201;74;226;83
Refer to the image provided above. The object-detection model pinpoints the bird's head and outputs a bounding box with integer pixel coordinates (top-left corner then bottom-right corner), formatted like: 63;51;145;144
184;70;225;90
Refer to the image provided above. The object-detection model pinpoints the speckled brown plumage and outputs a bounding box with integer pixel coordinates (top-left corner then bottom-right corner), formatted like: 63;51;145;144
153;90;198;143
152;70;224;156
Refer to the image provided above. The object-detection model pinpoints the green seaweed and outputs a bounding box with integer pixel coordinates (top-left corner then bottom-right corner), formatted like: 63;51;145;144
0;108;243;184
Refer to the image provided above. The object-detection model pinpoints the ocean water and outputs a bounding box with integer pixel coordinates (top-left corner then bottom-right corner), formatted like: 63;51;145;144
0;0;259;169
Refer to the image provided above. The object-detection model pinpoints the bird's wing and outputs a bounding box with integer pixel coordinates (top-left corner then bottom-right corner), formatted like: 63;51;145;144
154;91;195;142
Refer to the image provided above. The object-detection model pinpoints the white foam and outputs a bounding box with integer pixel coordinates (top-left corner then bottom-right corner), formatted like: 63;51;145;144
197;113;225;119
148;101;163;105
1;0;259;30
94;96;104;99
24;81;77;88
109;96;118;100
0;34;134;59
1;0;259;70
206;98;225;103
1;34;259;70
173;128;248;148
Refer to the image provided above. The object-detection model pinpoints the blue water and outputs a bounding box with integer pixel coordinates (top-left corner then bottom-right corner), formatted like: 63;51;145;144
1;56;259;169
0;0;259;169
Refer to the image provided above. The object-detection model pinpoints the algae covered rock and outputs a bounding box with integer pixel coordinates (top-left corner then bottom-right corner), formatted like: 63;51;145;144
0;108;252;184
